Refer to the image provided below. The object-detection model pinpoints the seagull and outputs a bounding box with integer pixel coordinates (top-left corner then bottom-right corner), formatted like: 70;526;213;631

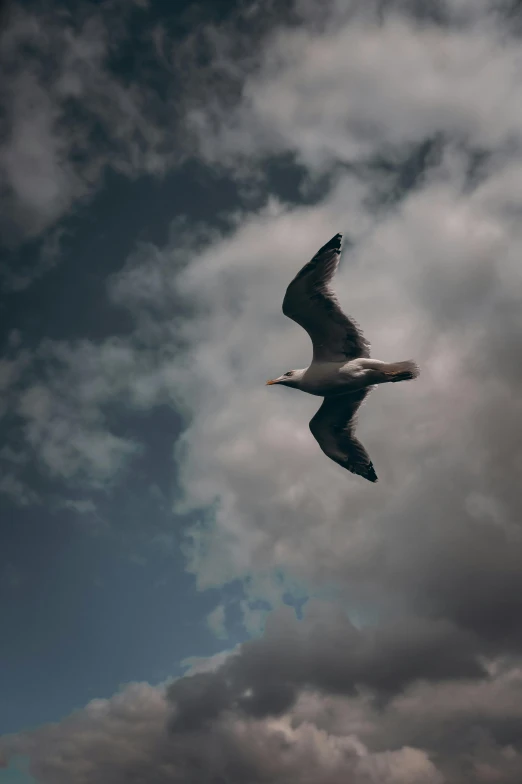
266;234;419;482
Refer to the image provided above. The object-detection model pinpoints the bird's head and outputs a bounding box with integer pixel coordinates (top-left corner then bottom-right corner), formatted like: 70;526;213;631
266;369;304;388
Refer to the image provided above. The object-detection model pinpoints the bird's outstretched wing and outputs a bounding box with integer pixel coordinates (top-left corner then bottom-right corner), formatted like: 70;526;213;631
309;388;377;482
282;234;370;363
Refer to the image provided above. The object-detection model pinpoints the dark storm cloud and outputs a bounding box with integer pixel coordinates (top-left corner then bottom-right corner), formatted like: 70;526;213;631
167;603;486;730
0;678;445;783
0;614;518;784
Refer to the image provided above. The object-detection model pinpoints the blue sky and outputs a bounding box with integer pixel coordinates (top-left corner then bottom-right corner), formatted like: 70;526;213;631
0;757;35;784
2;1;522;783
0;0;268;736
1;0;315;742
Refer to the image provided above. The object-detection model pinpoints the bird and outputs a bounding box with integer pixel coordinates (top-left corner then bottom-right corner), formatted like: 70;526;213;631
266;233;419;482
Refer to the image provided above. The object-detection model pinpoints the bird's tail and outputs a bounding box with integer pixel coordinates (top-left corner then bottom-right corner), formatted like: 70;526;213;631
381;360;420;383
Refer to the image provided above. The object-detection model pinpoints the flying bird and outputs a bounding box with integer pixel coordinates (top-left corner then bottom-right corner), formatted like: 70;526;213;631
266;234;419;482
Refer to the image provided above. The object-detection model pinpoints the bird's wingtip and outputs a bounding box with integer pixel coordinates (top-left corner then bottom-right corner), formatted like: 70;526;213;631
323;233;343;252
367;467;378;483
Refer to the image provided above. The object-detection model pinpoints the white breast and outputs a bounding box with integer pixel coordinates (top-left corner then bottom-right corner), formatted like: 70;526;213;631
299;361;362;396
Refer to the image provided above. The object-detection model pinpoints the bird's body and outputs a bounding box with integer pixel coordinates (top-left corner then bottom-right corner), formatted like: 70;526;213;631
266;233;419;482
280;358;400;397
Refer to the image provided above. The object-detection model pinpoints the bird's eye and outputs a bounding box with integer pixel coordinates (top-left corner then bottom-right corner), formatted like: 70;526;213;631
284;372;292;377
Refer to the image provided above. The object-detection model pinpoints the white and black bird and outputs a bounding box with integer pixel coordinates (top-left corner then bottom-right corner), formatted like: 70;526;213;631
266;234;419;483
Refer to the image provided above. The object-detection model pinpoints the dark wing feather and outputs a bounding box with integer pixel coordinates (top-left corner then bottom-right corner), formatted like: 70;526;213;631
282;234;370;363
309;388;377;482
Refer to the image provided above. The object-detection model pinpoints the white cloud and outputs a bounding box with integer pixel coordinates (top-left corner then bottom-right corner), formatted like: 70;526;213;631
136;154;516;609
16;380;138;485
206;604;228;639
188;3;522;173
119;2;522;629
60;499;98;515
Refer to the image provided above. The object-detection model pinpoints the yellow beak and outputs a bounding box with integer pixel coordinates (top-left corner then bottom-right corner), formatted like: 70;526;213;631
266;379;279;385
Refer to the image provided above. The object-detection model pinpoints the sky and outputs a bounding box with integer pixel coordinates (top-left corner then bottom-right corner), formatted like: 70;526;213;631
1;0;522;781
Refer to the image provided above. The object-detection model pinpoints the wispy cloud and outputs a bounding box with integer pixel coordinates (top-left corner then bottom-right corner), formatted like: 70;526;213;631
0;1;182;288
206;604;228;639
0;471;39;506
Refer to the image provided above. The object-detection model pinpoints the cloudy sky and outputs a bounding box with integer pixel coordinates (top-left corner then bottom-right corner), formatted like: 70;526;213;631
2;0;522;781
